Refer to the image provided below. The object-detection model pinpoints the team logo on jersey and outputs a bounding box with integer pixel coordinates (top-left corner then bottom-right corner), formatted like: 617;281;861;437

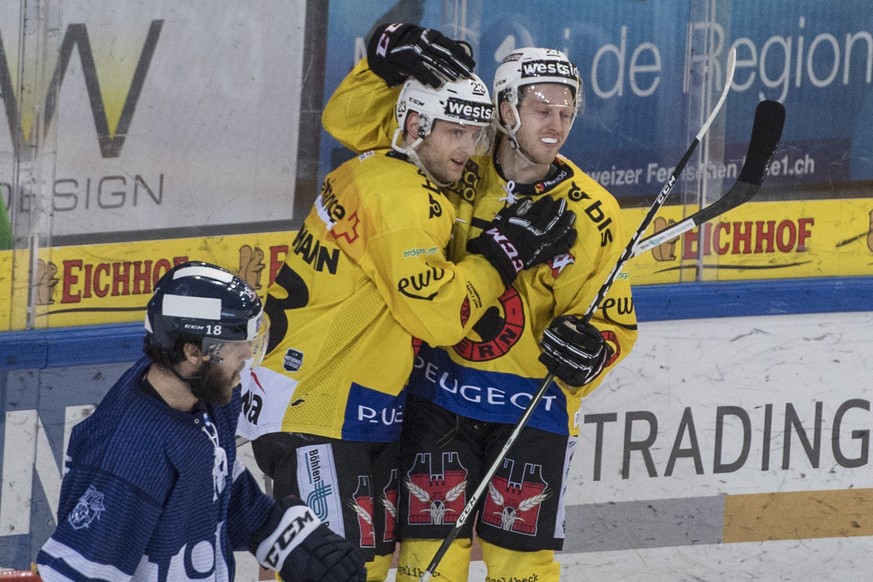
350;475;376;548
382;468;399;542
283;348;304;371
601;329;621;367
404;452;468;526
68;485;106;530
453;287;524;362
550;252;575;277
481;460;550;535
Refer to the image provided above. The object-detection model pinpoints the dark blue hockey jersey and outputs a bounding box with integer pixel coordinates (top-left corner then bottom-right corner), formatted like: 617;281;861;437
36;356;275;581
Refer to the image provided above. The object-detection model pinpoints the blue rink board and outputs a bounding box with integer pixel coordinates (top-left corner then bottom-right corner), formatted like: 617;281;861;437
2;277;871;371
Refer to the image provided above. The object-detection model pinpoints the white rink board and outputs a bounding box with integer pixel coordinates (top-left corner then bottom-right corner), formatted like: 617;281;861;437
6;310;870;577
442;537;873;582
364;310;872;582
569;310;873;504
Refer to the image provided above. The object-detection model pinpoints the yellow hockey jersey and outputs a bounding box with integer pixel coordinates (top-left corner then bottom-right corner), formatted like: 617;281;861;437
322;59;638;436
261;149;507;441
417;155;637;436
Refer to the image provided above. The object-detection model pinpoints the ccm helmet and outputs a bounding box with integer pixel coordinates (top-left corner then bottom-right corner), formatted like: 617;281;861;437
493;47;583;141
145;261;267;366
394;73;494;139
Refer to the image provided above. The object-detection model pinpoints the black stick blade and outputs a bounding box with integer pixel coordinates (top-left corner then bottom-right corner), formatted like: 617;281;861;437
737;99;786;185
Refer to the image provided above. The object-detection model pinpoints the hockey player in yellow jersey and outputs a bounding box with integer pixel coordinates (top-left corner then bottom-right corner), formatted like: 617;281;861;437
321;23;638;582
245;24;577;581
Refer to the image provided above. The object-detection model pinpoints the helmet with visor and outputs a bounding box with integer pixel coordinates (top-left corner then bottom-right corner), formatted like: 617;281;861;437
145;261;268;370
492;47;583;146
392;73;495;160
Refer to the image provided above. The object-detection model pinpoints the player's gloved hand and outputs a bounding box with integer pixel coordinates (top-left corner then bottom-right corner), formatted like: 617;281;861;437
539;315;614;389
467;197;577;286
251;496;366;582
367;22;475;88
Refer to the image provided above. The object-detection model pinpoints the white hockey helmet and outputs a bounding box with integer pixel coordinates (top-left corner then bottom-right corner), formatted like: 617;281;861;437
394;73;494;139
493;47;583;113
493;47;583;147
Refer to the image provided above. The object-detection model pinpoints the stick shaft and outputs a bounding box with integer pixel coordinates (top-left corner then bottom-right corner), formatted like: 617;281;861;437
419;47;738;582
632;98;785;257
580;46;736;324
632;182;758;255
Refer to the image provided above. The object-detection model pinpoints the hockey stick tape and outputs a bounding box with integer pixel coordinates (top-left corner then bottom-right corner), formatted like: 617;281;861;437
738;100;786;185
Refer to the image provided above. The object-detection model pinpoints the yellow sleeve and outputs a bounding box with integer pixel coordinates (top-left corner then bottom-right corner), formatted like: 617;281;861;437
551;181;639;398
322;58;400;153
324;152;507;348
358;208;507;348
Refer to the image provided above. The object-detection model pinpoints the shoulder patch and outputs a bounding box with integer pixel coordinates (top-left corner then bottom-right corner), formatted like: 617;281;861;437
68;485;106;530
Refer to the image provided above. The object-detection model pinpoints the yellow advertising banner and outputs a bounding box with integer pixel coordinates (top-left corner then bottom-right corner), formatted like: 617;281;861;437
624;198;873;284
0;232;296;331
1;198;871;331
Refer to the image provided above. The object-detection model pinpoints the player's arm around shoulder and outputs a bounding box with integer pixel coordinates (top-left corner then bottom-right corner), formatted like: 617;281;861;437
355;168;506;346
322;57;399;153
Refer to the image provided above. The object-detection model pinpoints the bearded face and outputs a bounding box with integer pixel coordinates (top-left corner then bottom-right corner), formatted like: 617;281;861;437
189;340;251;404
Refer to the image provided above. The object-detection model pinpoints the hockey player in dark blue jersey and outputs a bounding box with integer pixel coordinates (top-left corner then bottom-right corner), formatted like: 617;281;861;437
36;261;365;582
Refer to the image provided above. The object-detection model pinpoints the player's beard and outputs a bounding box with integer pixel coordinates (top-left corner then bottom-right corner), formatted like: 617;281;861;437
190;361;239;405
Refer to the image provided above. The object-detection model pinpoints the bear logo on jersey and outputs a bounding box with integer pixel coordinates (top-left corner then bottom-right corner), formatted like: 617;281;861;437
68;485;106;530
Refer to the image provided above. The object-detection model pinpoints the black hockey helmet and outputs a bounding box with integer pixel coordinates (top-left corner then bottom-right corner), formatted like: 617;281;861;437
145;261;267;365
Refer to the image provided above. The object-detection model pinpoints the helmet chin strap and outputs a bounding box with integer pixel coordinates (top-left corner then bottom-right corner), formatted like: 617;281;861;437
390;127;453;187
165;357;213;400
496;106;539;168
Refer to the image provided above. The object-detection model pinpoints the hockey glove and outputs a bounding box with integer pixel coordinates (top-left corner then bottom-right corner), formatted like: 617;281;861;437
539;315;614;389
367;22;475;88
250;496;366;582
467;197;577;286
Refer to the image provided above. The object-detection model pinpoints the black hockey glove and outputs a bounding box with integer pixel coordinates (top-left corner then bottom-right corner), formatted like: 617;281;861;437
539;315;614;389
467;197;577;286
250;496;366;582
367;22;475;88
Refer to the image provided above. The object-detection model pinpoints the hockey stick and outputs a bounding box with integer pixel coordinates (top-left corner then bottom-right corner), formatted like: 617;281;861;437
420;48;741;581
632;99;786;256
